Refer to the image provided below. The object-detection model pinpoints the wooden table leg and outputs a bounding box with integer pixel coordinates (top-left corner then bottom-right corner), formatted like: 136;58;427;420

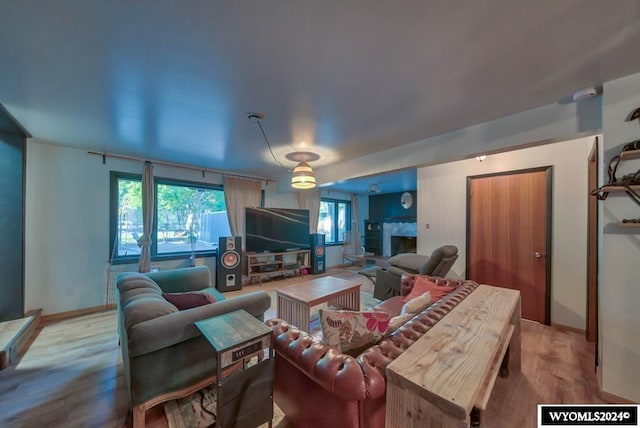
470;407;481;428
499;346;510;378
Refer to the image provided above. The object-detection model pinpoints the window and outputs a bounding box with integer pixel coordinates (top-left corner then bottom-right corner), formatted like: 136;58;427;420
318;198;350;244
110;172;230;261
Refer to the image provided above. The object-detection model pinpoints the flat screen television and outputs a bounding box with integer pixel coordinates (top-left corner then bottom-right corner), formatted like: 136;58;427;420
245;207;310;253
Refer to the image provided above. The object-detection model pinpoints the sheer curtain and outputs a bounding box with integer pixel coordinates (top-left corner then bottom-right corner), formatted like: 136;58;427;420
297;189;321;233
137;161;154;273
350;194;361;250
223;176;262;248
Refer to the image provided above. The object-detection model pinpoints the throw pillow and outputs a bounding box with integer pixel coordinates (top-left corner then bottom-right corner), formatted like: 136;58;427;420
319;309;391;357
403;276;455;303
386;313;415;335
162;291;217;310
400;291;432;315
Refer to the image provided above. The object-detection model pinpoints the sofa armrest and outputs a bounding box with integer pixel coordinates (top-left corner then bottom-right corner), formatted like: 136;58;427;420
128;291;271;357
373;266;405;300
399;273;472;296
388;253;430;274
267;319;368;401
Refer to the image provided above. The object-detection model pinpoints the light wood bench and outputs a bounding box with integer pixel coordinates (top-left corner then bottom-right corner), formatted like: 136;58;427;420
385;284;521;428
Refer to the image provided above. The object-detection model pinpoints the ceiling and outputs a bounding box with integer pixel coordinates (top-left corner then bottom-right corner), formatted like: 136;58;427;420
2;1;640;192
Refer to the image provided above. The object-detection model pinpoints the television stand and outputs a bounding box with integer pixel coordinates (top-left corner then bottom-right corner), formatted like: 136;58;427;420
245;249;311;284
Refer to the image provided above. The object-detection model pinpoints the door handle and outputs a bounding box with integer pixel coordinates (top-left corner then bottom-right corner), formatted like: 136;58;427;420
534;252;543;258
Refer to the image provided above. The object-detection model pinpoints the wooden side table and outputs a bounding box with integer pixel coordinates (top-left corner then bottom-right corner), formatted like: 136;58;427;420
195;310;274;428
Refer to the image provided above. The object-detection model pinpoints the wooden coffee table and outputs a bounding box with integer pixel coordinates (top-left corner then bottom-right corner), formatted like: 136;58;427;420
276;276;361;332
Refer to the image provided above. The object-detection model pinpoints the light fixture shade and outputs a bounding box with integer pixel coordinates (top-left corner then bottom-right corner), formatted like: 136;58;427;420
291;161;316;189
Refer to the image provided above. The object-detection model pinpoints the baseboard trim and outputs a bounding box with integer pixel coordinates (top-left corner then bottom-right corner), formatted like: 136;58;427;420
600;389;637;404
41;305;112;325
551;322;585;335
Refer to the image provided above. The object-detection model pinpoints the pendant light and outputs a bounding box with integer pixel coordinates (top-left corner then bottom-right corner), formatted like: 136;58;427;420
249;113;319;189
291;161;316;189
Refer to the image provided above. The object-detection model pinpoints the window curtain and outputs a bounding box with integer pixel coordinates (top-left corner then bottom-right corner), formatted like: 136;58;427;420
137;161;154;273
297;189;321;233
223;176;262;248
350;194;361;250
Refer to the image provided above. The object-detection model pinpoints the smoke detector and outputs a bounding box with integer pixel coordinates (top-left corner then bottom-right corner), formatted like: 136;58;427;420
368;183;381;194
572;87;599;102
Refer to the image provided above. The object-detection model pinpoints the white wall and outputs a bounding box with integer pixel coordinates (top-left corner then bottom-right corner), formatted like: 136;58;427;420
417;136;594;330
25;141;227;315
263;185;298;208
600;72;640;402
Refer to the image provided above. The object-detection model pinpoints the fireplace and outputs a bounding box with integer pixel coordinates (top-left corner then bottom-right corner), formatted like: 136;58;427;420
382;221;417;256
391;236;417;256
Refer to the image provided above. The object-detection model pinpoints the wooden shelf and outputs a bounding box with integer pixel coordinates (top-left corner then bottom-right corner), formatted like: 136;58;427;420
364;220;382;256
245;249;310;283
604;151;640;229
249;260;284;267
620;148;640;161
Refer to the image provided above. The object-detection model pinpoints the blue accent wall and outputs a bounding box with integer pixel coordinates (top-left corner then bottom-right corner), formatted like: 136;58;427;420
368;191;417;222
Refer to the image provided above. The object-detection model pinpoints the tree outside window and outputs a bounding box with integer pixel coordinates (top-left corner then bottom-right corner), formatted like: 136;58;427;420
111;173;230;260
155;182;228;255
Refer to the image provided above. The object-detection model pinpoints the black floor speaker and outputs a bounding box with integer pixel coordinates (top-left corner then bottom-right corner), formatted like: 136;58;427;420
216;236;242;292
309;233;326;274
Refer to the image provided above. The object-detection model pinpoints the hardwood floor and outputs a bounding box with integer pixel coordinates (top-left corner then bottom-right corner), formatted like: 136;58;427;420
0;268;607;427
484;319;604;427
0;310;128;427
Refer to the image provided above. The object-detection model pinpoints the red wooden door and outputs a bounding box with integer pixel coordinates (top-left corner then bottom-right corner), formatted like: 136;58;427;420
467;168;550;324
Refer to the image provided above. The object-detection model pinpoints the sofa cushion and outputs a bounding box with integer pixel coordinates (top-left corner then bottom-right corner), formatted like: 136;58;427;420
319;309;391;357
162;291;217;310
123;295;178;330
401;291;431;315
403;276;455;303
117;273;163;296
388;253;430;274
146;266;211;293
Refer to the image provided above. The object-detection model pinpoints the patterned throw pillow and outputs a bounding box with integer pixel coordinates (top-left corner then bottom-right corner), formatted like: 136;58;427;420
403;276;455;303
319;309;391;357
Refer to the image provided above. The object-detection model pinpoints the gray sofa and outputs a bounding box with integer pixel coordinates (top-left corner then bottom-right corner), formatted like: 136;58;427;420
374;245;459;300
116;266;271;427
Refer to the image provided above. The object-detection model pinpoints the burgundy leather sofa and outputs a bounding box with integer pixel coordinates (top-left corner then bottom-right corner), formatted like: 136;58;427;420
267;274;479;428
